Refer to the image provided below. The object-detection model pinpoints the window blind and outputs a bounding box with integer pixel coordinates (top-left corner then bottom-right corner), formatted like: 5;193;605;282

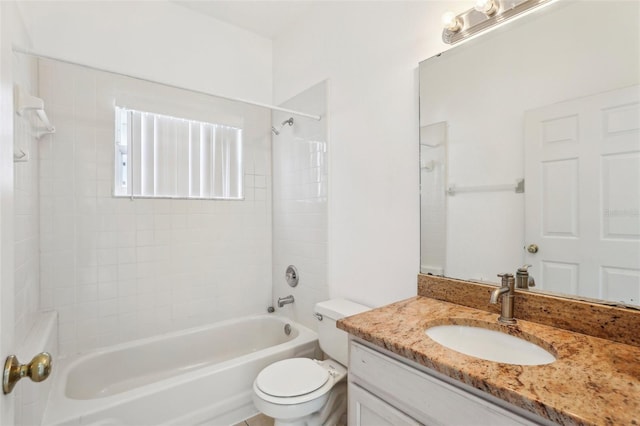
115;107;243;200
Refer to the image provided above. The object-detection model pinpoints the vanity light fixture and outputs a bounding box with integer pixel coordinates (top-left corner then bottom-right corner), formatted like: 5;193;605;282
442;0;553;45
441;11;462;33
475;0;498;16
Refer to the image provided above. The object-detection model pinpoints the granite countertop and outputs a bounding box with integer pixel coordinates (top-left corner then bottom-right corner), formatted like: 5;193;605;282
337;296;640;426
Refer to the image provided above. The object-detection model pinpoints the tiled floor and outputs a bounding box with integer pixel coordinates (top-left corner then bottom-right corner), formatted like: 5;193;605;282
233;411;347;426
232;413;274;426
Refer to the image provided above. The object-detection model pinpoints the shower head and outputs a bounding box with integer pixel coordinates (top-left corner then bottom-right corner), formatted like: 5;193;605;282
272;117;294;136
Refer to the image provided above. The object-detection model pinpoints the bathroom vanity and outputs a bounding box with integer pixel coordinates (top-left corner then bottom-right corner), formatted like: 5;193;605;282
347;340;548;425
338;276;640;425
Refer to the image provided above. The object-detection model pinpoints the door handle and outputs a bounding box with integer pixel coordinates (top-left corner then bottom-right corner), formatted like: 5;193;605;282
3;352;52;394
527;244;539;254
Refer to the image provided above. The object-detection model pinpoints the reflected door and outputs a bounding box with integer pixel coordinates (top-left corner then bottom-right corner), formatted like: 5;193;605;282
524;85;640;304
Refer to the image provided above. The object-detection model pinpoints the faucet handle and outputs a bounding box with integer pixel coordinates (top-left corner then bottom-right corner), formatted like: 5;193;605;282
497;273;514;287
515;265;534;289
517;264;532;272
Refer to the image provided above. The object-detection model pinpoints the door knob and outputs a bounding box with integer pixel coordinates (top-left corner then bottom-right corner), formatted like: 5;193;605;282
3;352;52;394
526;244;539;254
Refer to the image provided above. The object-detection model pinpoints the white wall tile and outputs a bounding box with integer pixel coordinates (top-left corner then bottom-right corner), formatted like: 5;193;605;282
39;57;272;356
272;82;328;332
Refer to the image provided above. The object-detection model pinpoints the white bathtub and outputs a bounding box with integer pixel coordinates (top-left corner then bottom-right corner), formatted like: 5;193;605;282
42;315;318;426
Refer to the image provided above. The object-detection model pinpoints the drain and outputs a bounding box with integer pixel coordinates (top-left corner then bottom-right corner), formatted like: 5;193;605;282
284;324;292;336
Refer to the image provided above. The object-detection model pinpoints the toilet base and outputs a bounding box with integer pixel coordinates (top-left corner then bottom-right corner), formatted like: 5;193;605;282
260;382;347;426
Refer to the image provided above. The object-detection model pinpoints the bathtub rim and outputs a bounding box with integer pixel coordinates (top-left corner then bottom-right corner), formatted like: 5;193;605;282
43;314;318;426
64;313;308;399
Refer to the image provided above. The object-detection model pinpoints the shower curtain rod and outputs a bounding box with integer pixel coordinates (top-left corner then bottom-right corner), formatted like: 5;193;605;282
13;48;322;121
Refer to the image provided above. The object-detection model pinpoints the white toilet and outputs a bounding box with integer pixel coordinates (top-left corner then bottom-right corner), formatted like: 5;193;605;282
252;299;369;426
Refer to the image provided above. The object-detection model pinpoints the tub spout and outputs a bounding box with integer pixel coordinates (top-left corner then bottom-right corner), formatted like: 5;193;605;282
277;295;295;308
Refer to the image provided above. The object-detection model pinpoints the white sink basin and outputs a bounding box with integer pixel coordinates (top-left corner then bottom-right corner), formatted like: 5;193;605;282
425;325;556;365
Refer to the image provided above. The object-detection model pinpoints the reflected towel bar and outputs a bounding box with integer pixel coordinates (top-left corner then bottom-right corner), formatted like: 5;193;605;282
447;178;524;195
13;149;29;163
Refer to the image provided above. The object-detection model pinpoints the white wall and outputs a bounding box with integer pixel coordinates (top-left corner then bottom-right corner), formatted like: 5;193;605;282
18;0;273;104
37;57;272;356
272;81;328;330
13;52;39;357
272;1;463;307
16;0;470;312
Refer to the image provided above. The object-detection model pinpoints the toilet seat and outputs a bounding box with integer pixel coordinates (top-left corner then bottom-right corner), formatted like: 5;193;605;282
256;358;330;397
253;358;346;406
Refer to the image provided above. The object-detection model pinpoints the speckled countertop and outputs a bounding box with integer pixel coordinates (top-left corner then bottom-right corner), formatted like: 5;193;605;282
337;296;640;426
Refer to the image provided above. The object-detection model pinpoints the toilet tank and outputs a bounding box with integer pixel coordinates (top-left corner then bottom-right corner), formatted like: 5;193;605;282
314;299;370;366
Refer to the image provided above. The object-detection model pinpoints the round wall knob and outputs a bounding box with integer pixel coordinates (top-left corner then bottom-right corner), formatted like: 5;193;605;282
285;265;299;287
527;244;539;254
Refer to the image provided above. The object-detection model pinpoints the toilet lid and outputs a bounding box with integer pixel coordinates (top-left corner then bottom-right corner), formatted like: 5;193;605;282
256;358;330;397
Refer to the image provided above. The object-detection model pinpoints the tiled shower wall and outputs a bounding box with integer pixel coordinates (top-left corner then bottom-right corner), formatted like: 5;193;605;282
13;52;40;350
37;57;273;356
272;81;328;331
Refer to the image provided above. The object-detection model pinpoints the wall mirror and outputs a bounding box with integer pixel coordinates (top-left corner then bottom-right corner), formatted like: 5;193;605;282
419;0;640;307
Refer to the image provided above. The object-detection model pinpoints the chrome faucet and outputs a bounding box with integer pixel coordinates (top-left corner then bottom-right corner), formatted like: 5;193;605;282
277;295;295;308
515;264;535;289
490;273;516;324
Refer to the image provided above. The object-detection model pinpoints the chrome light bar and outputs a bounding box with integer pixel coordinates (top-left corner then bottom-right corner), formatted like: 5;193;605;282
442;0;553;45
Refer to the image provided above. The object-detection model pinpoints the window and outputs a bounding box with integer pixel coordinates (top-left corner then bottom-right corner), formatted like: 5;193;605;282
114;106;243;200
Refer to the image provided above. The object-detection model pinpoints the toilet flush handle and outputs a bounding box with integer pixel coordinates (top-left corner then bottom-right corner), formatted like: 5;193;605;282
314;313;323;321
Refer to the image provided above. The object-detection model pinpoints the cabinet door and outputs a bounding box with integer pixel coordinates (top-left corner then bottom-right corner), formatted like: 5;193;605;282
348;382;421;426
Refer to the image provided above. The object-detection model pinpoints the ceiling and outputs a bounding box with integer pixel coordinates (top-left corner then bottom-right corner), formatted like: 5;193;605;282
172;1;316;39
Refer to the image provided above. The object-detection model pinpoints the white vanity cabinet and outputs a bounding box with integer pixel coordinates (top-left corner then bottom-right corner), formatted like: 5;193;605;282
348;340;551;426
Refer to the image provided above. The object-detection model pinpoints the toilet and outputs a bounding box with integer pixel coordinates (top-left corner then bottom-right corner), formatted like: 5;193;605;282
252;299;369;426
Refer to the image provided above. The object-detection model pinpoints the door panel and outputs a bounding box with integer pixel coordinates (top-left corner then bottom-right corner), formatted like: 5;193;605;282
540;261;579;296
541;159;579;237
1;2;16;423
525;85;640;304
602;153;640;239
602;267;640;304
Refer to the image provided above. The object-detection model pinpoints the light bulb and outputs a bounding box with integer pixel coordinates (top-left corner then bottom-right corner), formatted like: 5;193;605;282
441;11;461;32
474;0;498;16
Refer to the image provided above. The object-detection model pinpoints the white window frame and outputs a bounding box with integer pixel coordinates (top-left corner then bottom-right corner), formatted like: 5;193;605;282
114;106;243;200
